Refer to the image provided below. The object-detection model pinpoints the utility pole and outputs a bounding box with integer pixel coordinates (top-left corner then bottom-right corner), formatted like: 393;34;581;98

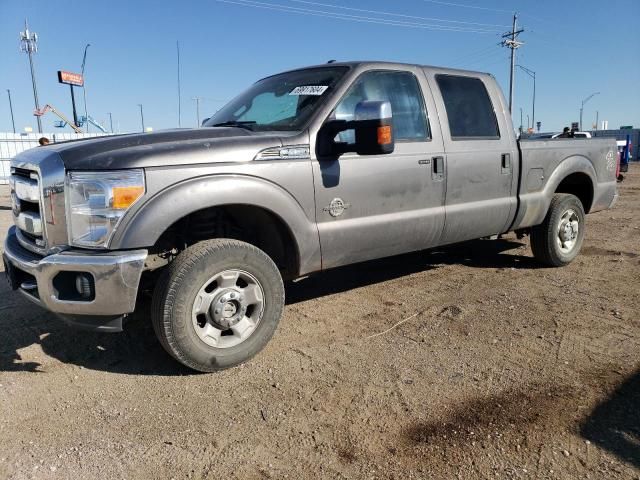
7;89;16;134
20;20;43;133
137;104;145;132
177;41;182;128
595;111;599;131
107;112;113;133
579;92;600;131
192;96;202;126
501;13;524;114
81;44;91;132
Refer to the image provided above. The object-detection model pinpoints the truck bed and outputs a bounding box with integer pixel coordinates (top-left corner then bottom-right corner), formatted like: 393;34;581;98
512;137;618;230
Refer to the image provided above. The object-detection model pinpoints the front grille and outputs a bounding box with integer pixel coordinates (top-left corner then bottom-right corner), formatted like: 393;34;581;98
10;167;46;252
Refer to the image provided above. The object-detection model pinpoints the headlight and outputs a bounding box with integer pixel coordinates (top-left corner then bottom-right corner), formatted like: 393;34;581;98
66;170;145;248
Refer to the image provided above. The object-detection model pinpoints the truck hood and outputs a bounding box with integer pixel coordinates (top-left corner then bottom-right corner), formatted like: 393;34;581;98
46;128;294;170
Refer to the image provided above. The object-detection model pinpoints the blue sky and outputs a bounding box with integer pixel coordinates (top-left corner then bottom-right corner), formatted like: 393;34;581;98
1;0;639;134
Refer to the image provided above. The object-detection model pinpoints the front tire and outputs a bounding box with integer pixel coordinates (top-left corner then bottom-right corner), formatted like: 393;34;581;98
530;193;585;267
152;239;285;372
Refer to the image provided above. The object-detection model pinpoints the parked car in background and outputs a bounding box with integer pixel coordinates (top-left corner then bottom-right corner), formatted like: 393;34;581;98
617;140;632;172
552;131;592;139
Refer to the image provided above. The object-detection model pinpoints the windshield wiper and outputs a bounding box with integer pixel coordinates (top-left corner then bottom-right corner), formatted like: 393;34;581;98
210;120;256;130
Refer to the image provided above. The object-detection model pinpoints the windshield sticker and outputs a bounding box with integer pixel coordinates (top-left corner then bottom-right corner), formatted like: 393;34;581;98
289;85;329;96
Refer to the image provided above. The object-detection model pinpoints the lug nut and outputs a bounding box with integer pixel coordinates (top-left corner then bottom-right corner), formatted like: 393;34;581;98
230;292;236;299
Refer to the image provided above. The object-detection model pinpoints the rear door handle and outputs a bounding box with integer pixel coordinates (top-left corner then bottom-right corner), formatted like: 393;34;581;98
432;156;445;181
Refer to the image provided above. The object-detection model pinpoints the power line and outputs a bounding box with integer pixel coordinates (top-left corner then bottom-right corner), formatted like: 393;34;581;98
449;42;501;66
285;0;510;27
214;0;503;33
217;0;502;32
420;0;511;14
460;49;508;69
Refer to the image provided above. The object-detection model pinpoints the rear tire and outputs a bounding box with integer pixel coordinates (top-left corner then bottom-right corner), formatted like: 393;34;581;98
152;239;285;372
530;193;585;267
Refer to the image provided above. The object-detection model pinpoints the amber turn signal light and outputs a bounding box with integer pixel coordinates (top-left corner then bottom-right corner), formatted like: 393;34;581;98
112;186;144;209
377;125;392;145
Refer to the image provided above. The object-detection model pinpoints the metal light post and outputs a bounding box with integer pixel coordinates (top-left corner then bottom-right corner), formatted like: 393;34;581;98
20;20;42;133
192;97;202;126
81;44;91;132
7;89;16;134
519;107;523;135
517;65;535;131
107;112;113;133
137;104;145;132
579;92;600;131
177;41;182;128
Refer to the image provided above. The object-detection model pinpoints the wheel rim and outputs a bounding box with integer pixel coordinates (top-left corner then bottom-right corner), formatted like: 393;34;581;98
556;208;580;253
191;269;265;349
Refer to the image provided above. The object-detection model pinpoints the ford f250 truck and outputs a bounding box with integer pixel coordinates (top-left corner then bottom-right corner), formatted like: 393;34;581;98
3;62;619;372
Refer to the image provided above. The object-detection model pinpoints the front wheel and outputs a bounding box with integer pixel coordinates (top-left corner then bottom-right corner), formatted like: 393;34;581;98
530;193;585;267
152;239;285;372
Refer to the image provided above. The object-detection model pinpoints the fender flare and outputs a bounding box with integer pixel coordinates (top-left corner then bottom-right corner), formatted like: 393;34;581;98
109;174;321;276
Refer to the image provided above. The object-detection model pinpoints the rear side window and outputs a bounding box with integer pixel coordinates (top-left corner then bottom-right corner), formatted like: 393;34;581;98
436;75;500;140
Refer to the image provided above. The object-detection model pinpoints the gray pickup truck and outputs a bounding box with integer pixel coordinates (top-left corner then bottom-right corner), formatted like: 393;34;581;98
4;61;618;372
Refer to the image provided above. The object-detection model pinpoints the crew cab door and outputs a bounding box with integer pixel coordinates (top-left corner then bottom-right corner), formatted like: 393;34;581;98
428;72;518;244
311;68;446;269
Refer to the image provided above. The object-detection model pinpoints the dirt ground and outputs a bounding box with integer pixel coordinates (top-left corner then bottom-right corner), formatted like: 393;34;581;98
0;167;638;480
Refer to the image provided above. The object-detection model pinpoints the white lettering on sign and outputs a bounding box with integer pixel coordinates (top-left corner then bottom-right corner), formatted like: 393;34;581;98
289;85;329;96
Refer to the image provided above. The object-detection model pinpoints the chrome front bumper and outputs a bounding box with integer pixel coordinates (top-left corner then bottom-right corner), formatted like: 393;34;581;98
3;226;147;318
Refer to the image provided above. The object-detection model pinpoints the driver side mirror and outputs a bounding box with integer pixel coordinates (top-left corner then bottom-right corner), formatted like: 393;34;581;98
201;117;210;127
317;100;394;157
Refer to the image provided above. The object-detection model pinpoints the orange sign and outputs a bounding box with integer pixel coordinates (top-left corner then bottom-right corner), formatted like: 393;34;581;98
57;70;84;86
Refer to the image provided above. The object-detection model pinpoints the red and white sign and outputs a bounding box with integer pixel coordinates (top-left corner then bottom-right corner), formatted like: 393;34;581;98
57;70;84;86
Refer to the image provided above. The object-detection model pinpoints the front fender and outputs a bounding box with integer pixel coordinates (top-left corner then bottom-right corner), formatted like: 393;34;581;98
513;155;597;229
109;174;321;275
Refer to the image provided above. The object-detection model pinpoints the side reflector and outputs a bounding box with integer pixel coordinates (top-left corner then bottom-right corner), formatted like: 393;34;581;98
112;186;144;209
377;125;392;145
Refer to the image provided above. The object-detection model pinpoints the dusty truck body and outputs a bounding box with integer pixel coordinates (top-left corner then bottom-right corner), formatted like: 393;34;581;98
3;61;618;372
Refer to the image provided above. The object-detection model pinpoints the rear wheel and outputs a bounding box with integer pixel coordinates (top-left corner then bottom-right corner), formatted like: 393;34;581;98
530;193;585;267
152;239;285;372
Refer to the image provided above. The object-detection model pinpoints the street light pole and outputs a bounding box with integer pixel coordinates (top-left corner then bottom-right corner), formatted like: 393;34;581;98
137;104;145;132
579;92;600;131
20;20;42;134
81;44;91;132
516;65;536;131
107;112;113;133
7;89;16;134
192;97;202;126
519;107;523;135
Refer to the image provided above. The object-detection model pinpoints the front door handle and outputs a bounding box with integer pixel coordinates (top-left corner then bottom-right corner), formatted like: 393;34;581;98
501;153;511;174
432;156;445;181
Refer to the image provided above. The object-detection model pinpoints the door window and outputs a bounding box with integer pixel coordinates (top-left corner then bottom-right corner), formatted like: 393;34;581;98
436;75;500;140
332;71;430;144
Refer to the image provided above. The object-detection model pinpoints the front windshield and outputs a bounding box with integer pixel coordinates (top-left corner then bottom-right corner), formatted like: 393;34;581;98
204;67;349;132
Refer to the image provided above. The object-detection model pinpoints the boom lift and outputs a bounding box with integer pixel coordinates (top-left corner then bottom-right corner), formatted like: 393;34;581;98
33;104;83;134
